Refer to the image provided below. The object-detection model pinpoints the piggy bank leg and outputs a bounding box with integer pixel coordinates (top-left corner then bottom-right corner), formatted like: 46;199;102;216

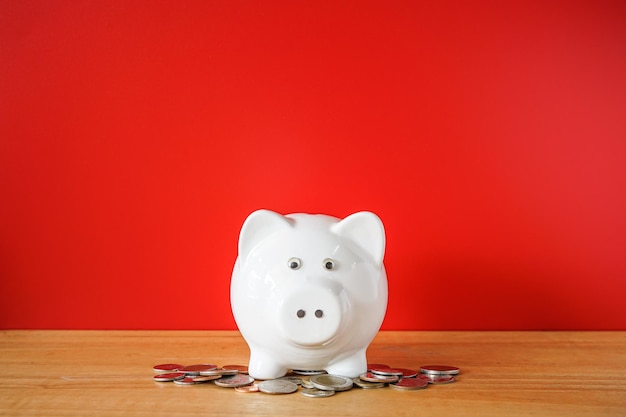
248;350;289;380
325;348;367;378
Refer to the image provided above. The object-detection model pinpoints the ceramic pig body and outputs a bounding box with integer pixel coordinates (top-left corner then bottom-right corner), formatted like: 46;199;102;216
230;210;387;380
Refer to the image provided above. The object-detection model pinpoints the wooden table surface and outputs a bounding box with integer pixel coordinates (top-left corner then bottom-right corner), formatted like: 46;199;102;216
1;330;625;416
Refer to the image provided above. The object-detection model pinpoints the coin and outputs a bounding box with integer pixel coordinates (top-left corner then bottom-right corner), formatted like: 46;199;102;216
223;365;249;374
418;374;456;384
153;363;183;373
214;374;255;388
174;376;198;385
192;375;221;383
199;368;239;376
153;372;186;382
371;367;404;377
179;364;218;375
235;383;259;393
394;368;418;378
150;360;461;392
352;378;385;389
292;369;326;375
359;372;399;383
277;376;303;385
301;388;336;398
390;378;429;390
420;365;460;375
258;379;299;394
310;374;353;392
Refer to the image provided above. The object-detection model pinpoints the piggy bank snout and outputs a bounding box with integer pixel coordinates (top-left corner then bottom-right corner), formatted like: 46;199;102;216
278;286;344;347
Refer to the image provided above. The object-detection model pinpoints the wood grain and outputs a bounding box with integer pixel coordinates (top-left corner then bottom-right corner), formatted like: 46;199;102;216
1;331;624;416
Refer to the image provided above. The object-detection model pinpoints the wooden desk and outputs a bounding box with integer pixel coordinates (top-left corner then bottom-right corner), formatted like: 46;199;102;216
1;331;625;416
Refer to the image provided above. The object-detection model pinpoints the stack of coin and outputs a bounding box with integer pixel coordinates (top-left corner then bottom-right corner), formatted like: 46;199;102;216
152;363;251;386
152;362;460;395
356;363;460;391
418;365;459;384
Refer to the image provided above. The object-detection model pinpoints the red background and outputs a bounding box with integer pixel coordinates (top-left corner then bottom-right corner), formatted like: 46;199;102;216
1;0;625;330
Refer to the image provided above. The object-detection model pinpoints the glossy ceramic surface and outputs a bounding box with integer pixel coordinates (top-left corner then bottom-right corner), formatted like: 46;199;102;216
231;210;388;379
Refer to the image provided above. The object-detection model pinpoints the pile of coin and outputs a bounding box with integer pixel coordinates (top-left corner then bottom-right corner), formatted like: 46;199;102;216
152;362;459;396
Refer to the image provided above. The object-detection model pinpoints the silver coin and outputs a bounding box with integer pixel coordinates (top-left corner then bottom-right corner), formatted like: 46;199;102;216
390;378;429;390
310;374;353;392
235;383;259;393
258;379;299;394
173;376;197;385
431;375;455;384
199;368;239;376
301;379;314;389
352;377;385;389
153;372;185;382
292;369;327;375
219;369;240;376
418;373;456;384
359;372;399;383
222;365;249;374
198;368;221;376
214;374;255;388
179;364;218;375
301;388;336;398
277;376;303;385
420;365;460;375
191;375;221;383
371;367;404;377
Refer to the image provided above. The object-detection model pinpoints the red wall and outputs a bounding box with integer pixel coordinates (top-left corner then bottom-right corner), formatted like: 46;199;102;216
1;1;625;330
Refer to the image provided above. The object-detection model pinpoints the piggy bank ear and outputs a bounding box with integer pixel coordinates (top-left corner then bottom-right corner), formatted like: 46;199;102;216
332;211;386;268
238;209;293;262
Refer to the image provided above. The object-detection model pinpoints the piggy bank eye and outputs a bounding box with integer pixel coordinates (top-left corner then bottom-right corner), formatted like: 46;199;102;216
288;257;302;270
323;258;336;271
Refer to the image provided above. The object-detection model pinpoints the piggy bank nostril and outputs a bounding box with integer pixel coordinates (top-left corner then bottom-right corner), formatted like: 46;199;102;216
315;309;324;318
296;309;306;318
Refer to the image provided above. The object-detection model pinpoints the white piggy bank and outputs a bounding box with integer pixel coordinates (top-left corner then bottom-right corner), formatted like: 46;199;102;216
230;209;388;379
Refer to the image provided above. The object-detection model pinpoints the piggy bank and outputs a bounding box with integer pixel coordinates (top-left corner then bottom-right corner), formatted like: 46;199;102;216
230;209;387;379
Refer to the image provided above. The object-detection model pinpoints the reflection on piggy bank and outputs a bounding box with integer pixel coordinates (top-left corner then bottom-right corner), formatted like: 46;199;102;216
230;209;388;379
